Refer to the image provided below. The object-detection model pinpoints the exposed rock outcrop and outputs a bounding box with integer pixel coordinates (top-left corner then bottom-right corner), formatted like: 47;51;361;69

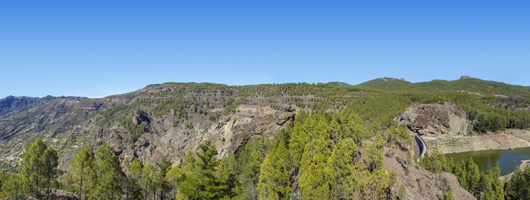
94;104;296;170
132;110;151;126
396;103;469;137
385;149;476;200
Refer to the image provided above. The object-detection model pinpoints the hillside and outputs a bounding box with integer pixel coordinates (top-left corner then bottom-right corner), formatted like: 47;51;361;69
1;77;530;199
2;77;530;171
0;82;364;172
358;76;530;96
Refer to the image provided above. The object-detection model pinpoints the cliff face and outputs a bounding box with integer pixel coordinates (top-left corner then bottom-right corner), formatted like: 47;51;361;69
384;152;476;200
396;103;469;137
92;104;295;169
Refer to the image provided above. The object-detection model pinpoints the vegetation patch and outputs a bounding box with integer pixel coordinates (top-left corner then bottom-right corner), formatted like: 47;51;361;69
121;119;145;143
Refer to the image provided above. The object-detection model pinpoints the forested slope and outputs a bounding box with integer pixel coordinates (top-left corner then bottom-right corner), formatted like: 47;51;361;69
1;77;530;199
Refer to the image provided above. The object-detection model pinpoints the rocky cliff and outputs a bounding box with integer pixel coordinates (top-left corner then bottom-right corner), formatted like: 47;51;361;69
93;104;295;169
396;103;469;137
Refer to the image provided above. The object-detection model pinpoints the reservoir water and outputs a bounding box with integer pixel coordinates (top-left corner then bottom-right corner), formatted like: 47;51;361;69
444;147;530;176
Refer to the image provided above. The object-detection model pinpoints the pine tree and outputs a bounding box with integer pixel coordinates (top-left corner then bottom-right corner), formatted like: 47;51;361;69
464;157;480;196
233;137;268;200
128;158;144;200
0;174;24;199
367;134;384;171
327;138;359;199
179;140;234;199
505;165;530;200
142;164;157;199
359;169;391;200
299;118;333;199
257;140;290;200
21;138;58;199
155;156;173;199
178;150;196;198
42;146;59;198
94;143;125;199
70;145;96;200
398;184;407;200
289;116;310;168
165;167;184;200
152;170;165;200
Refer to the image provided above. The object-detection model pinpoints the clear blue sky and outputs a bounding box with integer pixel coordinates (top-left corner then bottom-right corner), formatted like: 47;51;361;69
1;1;529;98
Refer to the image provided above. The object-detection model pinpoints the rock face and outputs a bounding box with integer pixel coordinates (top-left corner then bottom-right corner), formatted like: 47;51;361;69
93;104;296;170
132;110;151;126
0;83;307;173
384;150;476;200
396;103;469;137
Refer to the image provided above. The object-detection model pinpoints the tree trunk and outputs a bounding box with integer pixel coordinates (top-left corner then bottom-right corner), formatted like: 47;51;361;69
173;181;176;200
79;175;84;200
145;181;148;200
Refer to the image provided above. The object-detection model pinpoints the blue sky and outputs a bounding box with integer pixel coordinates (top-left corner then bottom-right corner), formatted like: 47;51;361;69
1;1;529;98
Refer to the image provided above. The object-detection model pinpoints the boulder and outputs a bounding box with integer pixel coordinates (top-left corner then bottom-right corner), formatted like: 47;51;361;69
396;103;469;137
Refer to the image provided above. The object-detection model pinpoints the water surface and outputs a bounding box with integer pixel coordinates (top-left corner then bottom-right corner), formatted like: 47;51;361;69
444;147;530;175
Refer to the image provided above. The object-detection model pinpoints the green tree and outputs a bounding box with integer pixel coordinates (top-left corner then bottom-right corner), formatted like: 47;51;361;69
94;143;125;199
155;156;173;199
69;145;96;200
505;165;530;200
165;167;184;200
359;169;391;200
0;174;24;200
438;190;454;200
21;138;59;199
142;164;157;199
367;134;384;171
127;158;144;200
156;156;172;174
179;140;234;199
231;137;268;199
152;170;166;200
398;184;407;200
257;140;290;200
464;157;480;196
327;138;359;199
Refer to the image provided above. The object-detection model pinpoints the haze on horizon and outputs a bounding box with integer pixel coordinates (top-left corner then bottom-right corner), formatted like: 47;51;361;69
1;1;529;98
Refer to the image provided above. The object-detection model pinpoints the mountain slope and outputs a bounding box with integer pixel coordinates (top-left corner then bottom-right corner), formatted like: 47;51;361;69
358;76;530;96
0;77;530;173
